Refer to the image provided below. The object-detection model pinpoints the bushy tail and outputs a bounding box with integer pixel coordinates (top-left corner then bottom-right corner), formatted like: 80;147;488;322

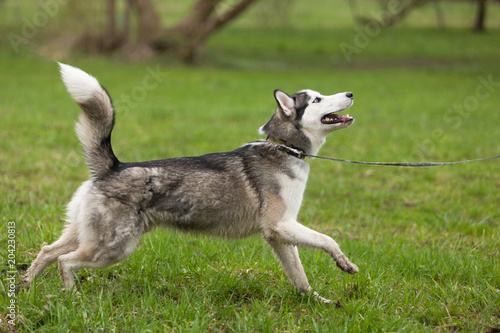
59;63;119;179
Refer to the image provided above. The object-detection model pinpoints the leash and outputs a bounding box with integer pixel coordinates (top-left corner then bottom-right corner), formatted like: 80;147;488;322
267;137;500;167
303;153;500;167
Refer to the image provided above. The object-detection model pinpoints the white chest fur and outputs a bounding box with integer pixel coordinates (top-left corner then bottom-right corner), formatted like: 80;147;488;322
276;161;310;220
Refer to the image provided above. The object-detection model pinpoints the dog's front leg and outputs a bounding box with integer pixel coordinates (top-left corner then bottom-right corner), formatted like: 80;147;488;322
272;219;359;275
265;238;338;304
265;240;311;293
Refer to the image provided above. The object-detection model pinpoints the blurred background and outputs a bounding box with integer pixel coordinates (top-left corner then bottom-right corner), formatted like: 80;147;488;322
1;0;499;65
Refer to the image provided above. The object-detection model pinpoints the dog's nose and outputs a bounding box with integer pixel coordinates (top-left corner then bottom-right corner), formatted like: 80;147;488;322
346;92;353;98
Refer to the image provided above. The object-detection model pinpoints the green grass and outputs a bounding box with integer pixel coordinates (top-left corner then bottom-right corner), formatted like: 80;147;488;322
1;1;500;332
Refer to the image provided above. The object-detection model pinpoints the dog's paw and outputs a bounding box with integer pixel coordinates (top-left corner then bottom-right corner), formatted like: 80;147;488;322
312;291;333;304
20;275;31;288
15;282;23;293
335;255;359;274
312;292;342;307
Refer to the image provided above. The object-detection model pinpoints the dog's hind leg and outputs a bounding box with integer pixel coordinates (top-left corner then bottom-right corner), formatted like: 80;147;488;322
272;219;359;275
57;208;143;290
22;181;91;288
57;232;141;290
22;224;79;288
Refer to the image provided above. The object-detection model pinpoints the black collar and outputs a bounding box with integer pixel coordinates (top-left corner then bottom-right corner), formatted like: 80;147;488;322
266;136;306;159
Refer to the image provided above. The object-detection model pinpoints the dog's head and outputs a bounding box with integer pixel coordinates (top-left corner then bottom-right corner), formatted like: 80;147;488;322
259;89;354;155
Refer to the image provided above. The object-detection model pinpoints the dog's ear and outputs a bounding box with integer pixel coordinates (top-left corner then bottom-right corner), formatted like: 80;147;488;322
274;90;294;117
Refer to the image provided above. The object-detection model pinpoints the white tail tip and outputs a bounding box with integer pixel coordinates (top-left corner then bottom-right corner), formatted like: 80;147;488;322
58;62;101;104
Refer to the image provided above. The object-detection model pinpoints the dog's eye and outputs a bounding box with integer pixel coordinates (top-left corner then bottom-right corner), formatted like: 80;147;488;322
313;98;321;103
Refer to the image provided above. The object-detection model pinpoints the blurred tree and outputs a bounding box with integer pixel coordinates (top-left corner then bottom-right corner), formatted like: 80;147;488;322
155;0;257;62
78;0;257;63
473;0;487;32
353;0;490;32
353;0;434;28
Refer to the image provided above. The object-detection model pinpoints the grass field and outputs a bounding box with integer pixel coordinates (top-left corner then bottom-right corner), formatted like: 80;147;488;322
1;1;500;332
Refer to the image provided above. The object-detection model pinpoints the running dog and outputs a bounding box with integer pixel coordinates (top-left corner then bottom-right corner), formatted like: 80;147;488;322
22;63;358;303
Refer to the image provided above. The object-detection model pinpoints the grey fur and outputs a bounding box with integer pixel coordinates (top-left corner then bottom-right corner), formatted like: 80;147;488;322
22;64;358;303
260;90;313;153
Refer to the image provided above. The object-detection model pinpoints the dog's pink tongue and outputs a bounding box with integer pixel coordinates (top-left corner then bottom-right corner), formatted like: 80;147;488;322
338;115;353;122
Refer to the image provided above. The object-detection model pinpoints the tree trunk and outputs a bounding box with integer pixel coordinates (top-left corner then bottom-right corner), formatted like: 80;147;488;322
474;0;487;32
347;0;360;23
132;0;161;43
432;0;445;29
122;0;132;43
156;0;257;62
168;0;219;39
103;0;117;50
76;0;257;62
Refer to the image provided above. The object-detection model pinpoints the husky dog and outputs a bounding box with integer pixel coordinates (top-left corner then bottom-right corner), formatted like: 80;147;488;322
22;63;358;303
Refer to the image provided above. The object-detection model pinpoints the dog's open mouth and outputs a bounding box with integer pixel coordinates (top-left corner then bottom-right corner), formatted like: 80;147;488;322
321;113;354;124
